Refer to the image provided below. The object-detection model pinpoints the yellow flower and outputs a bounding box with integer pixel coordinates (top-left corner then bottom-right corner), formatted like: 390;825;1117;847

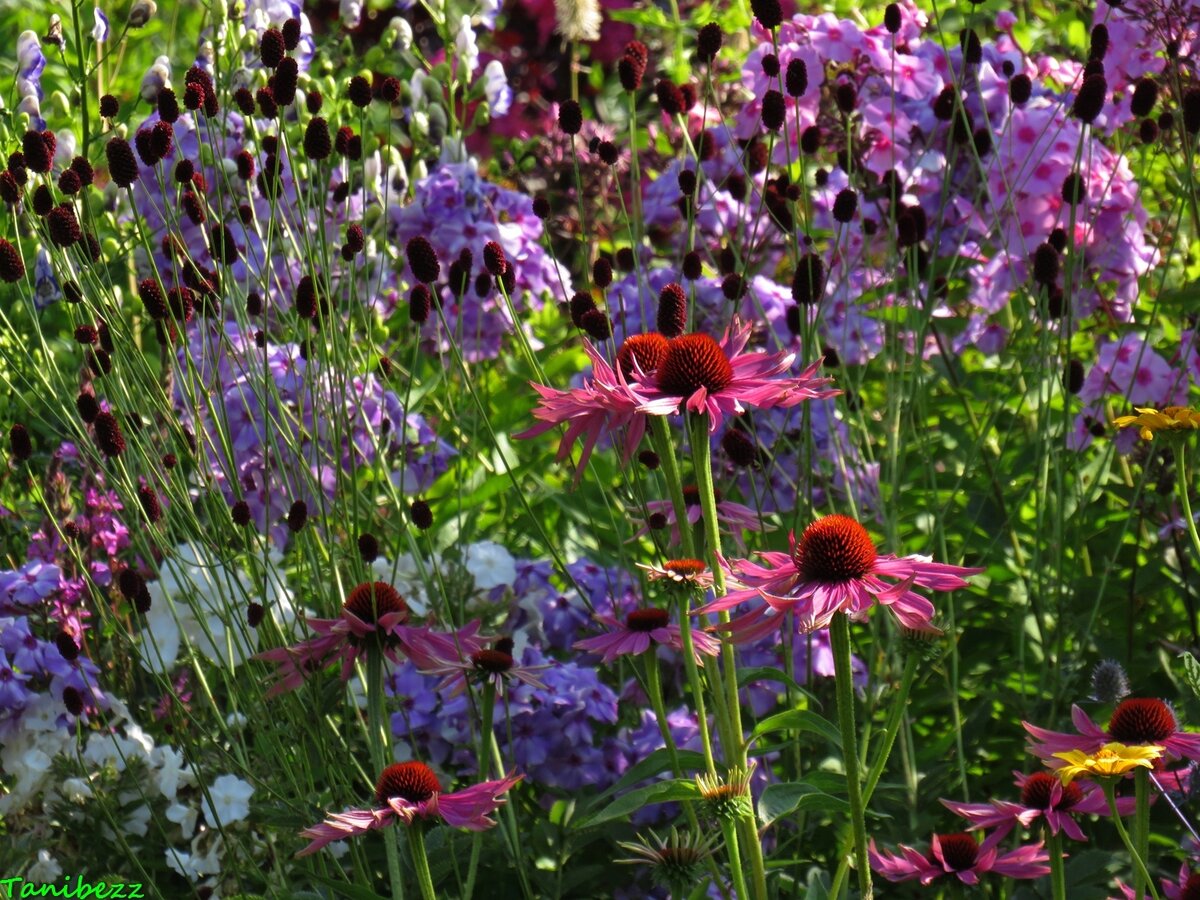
1051;742;1163;784
1113;406;1200;441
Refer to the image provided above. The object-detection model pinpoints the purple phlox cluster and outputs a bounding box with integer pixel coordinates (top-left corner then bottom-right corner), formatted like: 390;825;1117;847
1070;332;1190;451
387;159;572;361
176;323;451;547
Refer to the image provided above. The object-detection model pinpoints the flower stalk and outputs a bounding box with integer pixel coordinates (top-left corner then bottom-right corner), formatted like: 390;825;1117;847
367;647;406;900
1104;780;1160;900
831;612;872;900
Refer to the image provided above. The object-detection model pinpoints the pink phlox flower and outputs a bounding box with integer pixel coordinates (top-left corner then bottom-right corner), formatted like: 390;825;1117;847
574;610;721;665
1024;699;1200;765
694;517;981;640
296;764;522;857
631;318;839;433
515;339;656;484
869;830;1050;886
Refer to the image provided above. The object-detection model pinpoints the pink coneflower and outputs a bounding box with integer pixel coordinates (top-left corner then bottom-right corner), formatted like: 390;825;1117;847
515;336;663;484
574;607;721;664
631;485;767;547
869;830;1050;886
637;558;715;590
940;771;1132;842
256;582;485;698
695;514;982;640
421;636;549;696
1024;698;1200;764
630;318;838;433
296;761;522;856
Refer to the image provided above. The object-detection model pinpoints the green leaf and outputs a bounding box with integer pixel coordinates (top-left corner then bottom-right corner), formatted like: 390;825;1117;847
583;747;707;812
736;666;817;702
578;779;702;828
748;709;841;749
757;781;849;828
1181;652;1200;701
307;874;389;900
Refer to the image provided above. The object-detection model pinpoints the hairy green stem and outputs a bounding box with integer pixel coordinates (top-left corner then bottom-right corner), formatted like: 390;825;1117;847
831;613;872;900
367;649;405;900
464;680;497;899
1105;781;1160;900
1048;830;1066;900
407;824;438;900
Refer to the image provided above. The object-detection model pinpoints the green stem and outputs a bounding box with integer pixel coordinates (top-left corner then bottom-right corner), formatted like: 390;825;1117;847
367;648;405;900
464;681;497;900
1134;767;1151;900
831;613;872;900
862;655;919;804
719;817;748;900
407;824;438;900
1176;450;1200;565
1105;780;1160;900
1048;830;1066;900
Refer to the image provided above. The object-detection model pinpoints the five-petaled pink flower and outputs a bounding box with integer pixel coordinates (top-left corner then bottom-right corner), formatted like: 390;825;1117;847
296;761;522;856
869;831;1050;886
694;514;982;641
574;607;721;665
630;318;839;432
255;581;485;698
1024;698;1200;765
940;770;1133;842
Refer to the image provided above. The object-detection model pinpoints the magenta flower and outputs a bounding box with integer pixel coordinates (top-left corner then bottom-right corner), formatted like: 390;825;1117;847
631;485;768;546
574;607;721;665
296;761;522;856
515;335;665;484
420;636;550;696
637;558;715;590
630;318;839;432
1115;862;1200;900
694;514;982;641
255;581;485;698
1024;698;1200;764
940;770;1131;842
869;830;1050;886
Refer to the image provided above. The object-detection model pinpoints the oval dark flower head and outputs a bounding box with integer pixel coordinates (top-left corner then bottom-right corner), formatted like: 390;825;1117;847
792;253;825;305
1130;78;1158;118
761;90;786;131
304;117;332;160
357;532;380;562
48;205;82;248
1009;74;1032;105
696;23;722;63
832;188;858;223
282;16;301;49
682;250;702;281
1031;242;1060;286
884;2;902;33
580;308;612;341
9;423;32;462
483;241;507;277
1089;23;1109;61
1184;88;1200;134
0;238;25;283
1061;172;1085;206
785;59;808;98
1072;74;1107;124
93;410;126;457
761;54;780;77
22;130;52;174
657;282;688;337
409;284;432;323
558;100;583;135
348;75;372;108
593;257;613;288
750;0;782;29
656;80;686;116
106;137;139;187
273;57;299;106
618;54;646;92
409;499;433;530
406;236;440;284
835;82;857;114
260;27;285;68
287;500;308;533
99;94;119;118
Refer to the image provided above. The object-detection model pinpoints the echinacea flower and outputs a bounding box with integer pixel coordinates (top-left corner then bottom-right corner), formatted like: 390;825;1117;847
869;830;1050;886
1051;742;1163;784
1114;406;1200;440
630;318;839;433
420;636;549;695
637;558;715;590
573;608;720;664
515;337;660;485
1024;698;1200;765
941;770;1131;841
296;761;522;856
631;486;768;546
256;582;484;698
616;827;717;891
695;514;982;640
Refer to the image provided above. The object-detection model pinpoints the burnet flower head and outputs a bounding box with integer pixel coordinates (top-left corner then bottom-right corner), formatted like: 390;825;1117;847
696;514;983;641
296;761;521;856
255;581;485;698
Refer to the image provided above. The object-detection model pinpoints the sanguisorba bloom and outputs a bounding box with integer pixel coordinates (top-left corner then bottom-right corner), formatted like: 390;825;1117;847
941;771;1129;841
869;830;1050;886
573;607;721;665
256;581;484;698
1114;405;1200;440
1025;698;1200;765
1051;742;1163;783
296;761;522;856
630;318;839;433
695;514;982;640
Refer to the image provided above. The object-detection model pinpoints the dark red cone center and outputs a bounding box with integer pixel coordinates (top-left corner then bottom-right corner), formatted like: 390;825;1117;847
792;515;877;583
656;333;734;397
1020;772;1081;810
472;648;515;674
664;559;707;578
343;581;409;625
1181;871;1200;900
616;332;670;380
375;761;442;805
1107;698;1176;744
935;833;978;871
626;608;670;632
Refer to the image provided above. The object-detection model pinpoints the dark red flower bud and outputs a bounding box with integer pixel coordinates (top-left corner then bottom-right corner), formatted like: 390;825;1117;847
232;86;255;115
74;324;98;344
348;75;372;108
696;23;722;63
295;274;318;318
961;29;982;65
9;423;32;461
1061;172;1085;205
273;56;299;106
406;236;440;283
596;140;619;165
657;282;688;337
616;247;636;271
1089;23;1109;61
167;286;194;322
282;16;301;49
933;86;956;121
761;89;786;131
138;483;162;523
722;427;759;467
304;116;331;160
580;308;612;341
357;532;379;561
106;137;139;187
287;500;308;532
1072;75;1107;123
181;190;205;225
1184;88;1200;134
76;391;99;423
260;27;285;67
785;59;808;98
1139;117;1159;143
750;0;782;29
638;449;660;469
792;253;825;304
761;53;780;77
1130;78;1158;118
55;631;79;661
1009;74;1032;105
58;169;82;195
32;185;54;217
93;410;125;457
0;238;28;284
800;125;821;154
22;130;51;174
231;499;252;526
592;257;613;288
48;204;82;247
832;188;858;223
345;223;365;254
99;94;119;118
532;195;550;218
1031;242;1060;285
884;3;902;33
173;159;195;185
682;250;703;281
380;76;402;103
210;224;238;264
63;686;84;716
0;172;19;204
721;272;746;300
409;284;432;323
409;499;433;529
835;81;857;114
618;56;644;92
656;80;685;115
569;291;597;326
558;100;583;135
483;241;507;276
138;278;168;319
182;82;204;110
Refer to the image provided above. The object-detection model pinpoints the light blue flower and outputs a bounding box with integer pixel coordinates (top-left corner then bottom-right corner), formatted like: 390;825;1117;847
484;60;512;118
92;7;110;42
